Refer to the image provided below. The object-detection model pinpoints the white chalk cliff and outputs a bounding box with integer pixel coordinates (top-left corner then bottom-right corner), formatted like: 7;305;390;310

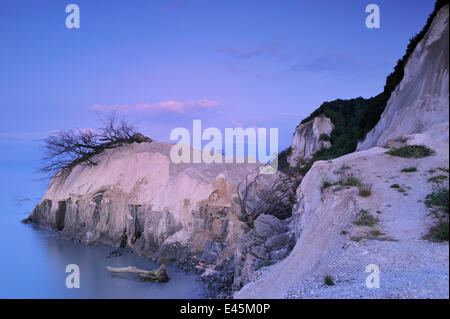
358;5;449;151
26;140;295;297
287;116;334;166
28;142;261;261
236;4;449;299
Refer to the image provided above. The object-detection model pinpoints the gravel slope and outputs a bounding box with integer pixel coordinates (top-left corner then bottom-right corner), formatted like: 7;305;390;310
285;240;449;299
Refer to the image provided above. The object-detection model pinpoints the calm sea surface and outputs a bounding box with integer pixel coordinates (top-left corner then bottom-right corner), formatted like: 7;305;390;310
0;141;204;298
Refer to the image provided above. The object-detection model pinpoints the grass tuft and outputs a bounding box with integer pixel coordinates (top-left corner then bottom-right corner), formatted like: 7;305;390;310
401;167;417;173
427;175;448;183
354;209;379;227
343;175;362;187
324;275;335;286
321;180;336;191
386;145;434;158
358;184;372;197
262;260;276;267
370;230;384;237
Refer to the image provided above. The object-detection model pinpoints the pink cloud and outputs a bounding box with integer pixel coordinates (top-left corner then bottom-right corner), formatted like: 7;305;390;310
91;99;219;114
91;104;131;112
135;103;151;110
153;100;185;113
231;119;244;127
196;99;219;108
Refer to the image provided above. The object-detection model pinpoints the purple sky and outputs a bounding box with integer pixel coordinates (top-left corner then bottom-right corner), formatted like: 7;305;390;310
0;0;436;150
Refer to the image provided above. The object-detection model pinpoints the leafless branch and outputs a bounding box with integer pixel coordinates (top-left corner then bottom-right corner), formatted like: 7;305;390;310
39;113;151;183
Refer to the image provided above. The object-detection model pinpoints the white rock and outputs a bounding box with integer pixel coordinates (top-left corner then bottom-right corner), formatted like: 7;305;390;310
287;116;334;166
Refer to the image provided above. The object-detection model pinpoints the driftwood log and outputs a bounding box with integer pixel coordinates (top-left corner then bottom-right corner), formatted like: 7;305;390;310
106;264;169;282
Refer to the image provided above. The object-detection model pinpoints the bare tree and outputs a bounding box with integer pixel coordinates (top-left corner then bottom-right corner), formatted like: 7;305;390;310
39;113;151;181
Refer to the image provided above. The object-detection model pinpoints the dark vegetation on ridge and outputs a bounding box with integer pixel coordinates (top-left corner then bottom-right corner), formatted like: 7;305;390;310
278;0;449;173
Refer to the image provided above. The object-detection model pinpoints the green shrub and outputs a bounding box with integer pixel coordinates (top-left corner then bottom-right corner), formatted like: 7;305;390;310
342;175;362;187
427;175;448;183
277;147;292;173
424;184;449;242
321;180;336;191
401;167;417;173
296;158;315;177
354;209;379;226
324;275;335;286
262;261;276;267
386;145;434;158
321;174;363;193
370;230;384;237
350;236;362;242
425;185;449;214
426;221;449;242
319;133;331;142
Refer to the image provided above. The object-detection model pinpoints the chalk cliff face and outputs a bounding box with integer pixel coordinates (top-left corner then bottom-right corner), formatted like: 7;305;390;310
358;4;449;150
28;142;249;261
236;5;449;299
28;142;273;258
26;141;295;297
287;116;334;166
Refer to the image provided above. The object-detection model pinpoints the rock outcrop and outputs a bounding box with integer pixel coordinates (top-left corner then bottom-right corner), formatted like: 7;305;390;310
236;4;449;299
287;116;334;166
357;4;449;150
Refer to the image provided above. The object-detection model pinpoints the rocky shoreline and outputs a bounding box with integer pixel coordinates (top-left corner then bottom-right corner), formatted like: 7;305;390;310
24;201;296;298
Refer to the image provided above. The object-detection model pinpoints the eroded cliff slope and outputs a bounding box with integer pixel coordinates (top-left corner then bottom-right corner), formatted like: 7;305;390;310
236;4;449;299
358;4;449;150
25;141;296;297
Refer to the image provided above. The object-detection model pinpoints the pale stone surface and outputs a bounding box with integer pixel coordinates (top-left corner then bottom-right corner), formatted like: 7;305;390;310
27;141;268;259
253;214;287;238
287;116;334;166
